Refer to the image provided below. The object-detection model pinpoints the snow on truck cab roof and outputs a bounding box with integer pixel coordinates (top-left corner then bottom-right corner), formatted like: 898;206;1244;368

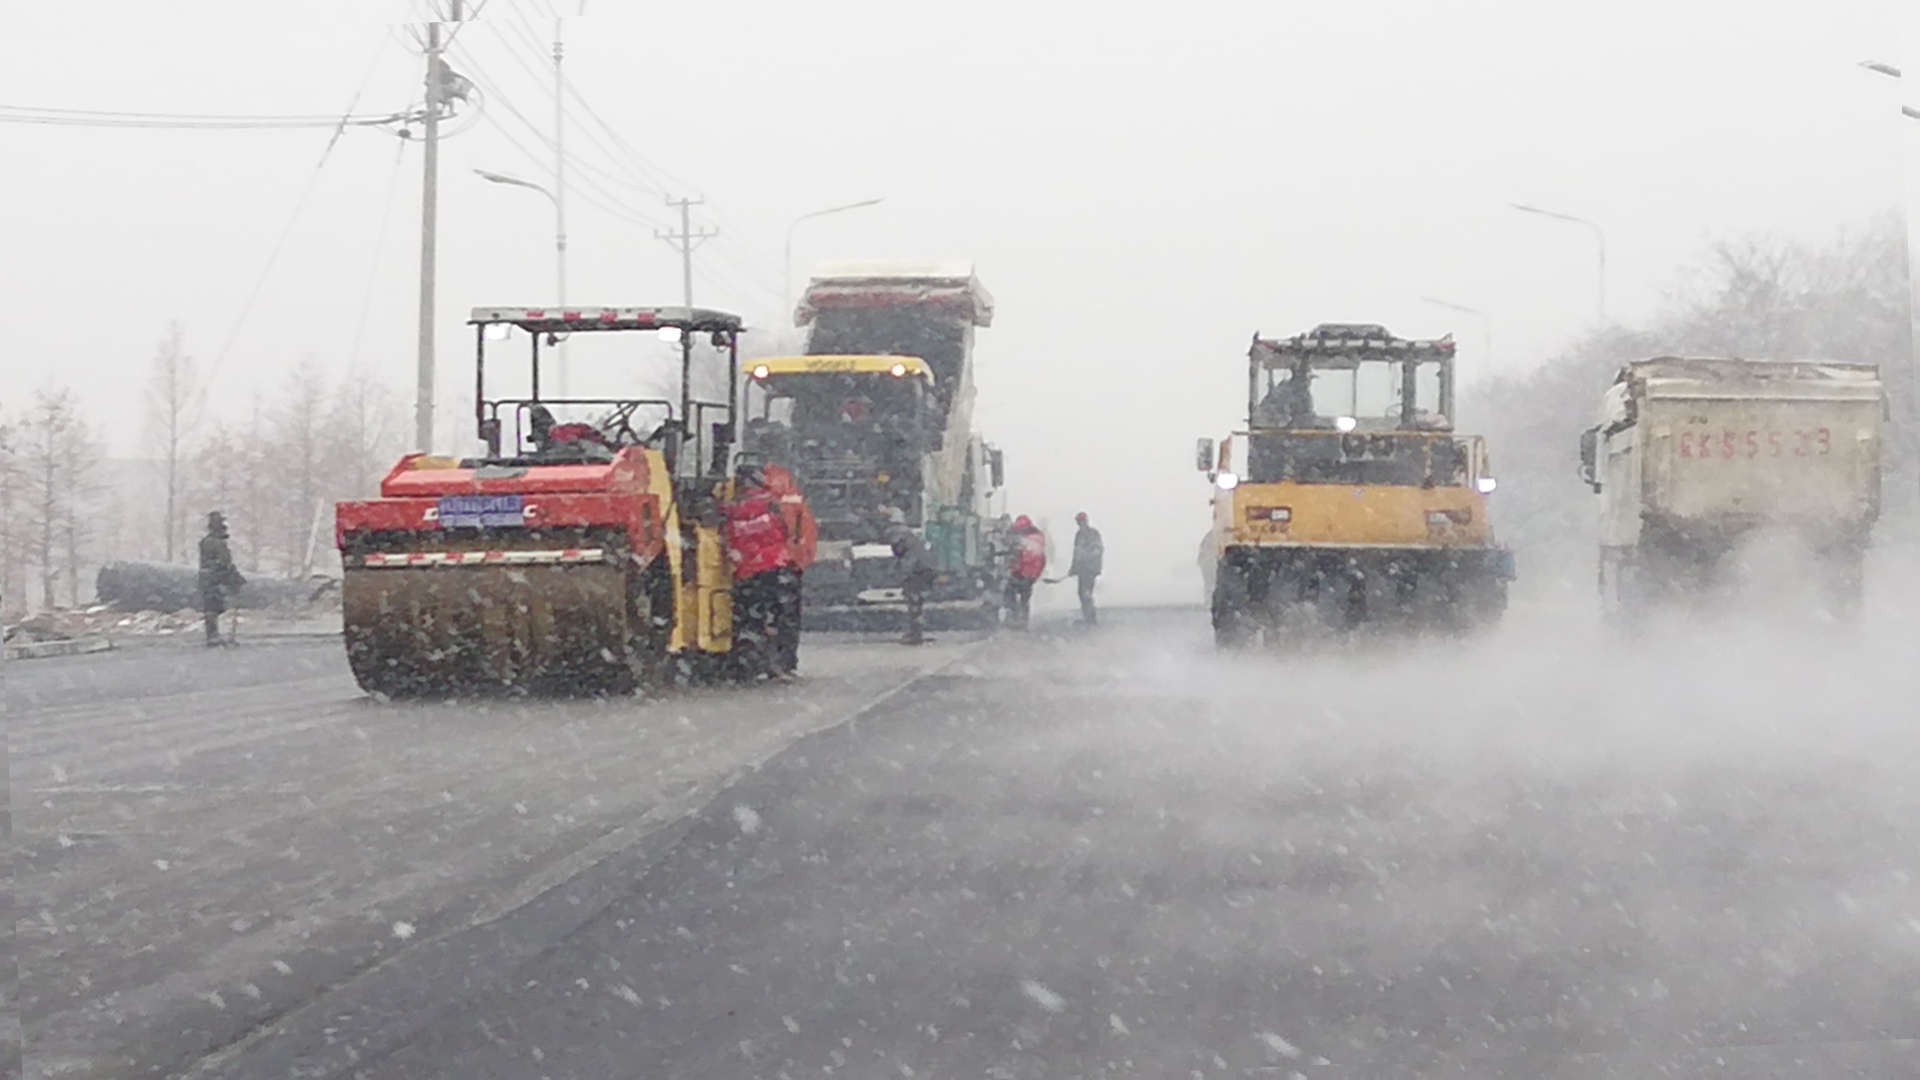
748;356;934;381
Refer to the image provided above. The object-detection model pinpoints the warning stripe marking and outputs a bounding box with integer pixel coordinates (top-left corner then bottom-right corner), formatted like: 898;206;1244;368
359;548;608;568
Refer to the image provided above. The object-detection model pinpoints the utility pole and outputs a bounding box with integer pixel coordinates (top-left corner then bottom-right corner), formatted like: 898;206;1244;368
551;15;570;395
414;0;463;452
657;196;718;312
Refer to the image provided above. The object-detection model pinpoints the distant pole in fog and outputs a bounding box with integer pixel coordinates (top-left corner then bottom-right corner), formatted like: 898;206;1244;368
1511;203;1607;326
1857;61;1920;119
1421;297;1492;368
1857;60;1920;497
474;169;566;389
784;198;886;318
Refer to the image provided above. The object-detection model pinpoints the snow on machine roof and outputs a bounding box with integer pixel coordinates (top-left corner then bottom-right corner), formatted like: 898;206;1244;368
469;306;743;334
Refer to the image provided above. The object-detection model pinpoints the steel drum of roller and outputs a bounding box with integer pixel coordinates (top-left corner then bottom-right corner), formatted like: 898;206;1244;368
343;551;639;697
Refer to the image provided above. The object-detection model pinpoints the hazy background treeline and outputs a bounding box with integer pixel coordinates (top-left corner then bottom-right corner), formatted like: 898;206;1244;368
1465;210;1913;558
0;325;408;617
0;212;1909;619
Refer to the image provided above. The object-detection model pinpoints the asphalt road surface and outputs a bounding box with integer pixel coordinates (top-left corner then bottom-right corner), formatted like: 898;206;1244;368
12;587;1920;1078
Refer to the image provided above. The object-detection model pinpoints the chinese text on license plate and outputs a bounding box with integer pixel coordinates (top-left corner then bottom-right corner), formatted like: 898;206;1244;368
438;494;524;528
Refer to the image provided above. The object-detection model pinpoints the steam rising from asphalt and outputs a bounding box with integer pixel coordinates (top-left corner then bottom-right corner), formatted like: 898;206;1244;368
955;535;1920;1058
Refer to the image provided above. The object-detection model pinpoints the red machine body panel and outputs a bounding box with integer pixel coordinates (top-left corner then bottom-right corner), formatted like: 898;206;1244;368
334;448;666;560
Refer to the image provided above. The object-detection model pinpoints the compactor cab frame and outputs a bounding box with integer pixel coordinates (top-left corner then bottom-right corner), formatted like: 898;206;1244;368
335;306;745;696
1200;324;1513;645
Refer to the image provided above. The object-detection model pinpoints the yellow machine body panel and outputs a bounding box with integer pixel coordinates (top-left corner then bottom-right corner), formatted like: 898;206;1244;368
1216;481;1492;549
654;465;735;657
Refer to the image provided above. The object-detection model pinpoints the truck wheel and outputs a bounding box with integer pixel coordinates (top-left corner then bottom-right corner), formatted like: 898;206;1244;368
1212;564;1255;648
1820;546;1865;623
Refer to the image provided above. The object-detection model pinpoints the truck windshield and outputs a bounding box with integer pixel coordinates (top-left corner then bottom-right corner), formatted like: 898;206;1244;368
1247;432;1464;486
744;372;921;447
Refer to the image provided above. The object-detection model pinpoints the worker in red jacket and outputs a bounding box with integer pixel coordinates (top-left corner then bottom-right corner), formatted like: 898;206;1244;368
721;464;794;680
1003;514;1047;630
761;464;816;676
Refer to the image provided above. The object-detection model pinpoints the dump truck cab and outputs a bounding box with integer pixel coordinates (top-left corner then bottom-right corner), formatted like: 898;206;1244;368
334;306;744;695
1200;323;1513;644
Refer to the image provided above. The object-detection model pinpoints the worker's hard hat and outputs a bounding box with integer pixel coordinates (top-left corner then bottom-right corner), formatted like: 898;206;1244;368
1075;511;1089;522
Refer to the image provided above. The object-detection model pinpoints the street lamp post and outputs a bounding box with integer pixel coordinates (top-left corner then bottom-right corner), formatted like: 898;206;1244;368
1858;61;1920;119
1420;296;1493;367
784;198;885;317
1858;60;1920;500
1511;202;1608;325
475;168;569;393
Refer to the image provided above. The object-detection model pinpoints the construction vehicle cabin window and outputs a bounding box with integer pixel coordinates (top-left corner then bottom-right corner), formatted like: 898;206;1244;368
1261;360;1443;423
1246;432;1465;487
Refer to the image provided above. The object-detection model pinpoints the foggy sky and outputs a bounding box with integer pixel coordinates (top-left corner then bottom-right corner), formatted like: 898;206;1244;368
5;0;1915;599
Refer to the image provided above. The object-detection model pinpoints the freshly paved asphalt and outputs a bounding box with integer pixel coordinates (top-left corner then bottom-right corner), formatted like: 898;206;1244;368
13;585;1920;1078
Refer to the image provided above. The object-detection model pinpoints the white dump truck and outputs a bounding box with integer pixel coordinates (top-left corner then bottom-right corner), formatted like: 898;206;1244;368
1579;356;1886;619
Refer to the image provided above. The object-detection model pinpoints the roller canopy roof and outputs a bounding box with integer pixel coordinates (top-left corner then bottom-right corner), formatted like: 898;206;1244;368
470;306;743;334
1252;323;1455;369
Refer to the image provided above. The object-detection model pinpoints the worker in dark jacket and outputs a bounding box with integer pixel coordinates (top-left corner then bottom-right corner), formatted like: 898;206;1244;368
1069;511;1103;626
1003;515;1046;630
722;465;795;680
198;511;246;646
884;507;938;645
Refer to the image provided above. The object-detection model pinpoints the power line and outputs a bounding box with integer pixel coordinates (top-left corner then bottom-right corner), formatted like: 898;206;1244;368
209;35;399;378
0;105;408;130
349;138;413;369
447;38;672;229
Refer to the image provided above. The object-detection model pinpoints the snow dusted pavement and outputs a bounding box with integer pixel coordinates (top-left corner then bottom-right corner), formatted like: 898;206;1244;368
204;604;1917;1079
9;634;981;1079
14;597;1920;1078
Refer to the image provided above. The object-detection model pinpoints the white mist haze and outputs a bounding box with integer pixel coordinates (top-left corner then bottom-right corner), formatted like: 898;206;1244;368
4;0;1913;599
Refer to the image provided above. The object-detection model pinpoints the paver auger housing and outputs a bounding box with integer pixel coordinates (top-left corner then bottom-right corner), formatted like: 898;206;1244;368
1198;323;1514;645
334;306;744;696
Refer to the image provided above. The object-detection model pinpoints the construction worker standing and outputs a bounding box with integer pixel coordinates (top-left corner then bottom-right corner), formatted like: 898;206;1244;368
1069;511;1103;626
762;464;817;676
1003;515;1046;630
884;507;938;645
197;511;245;647
721;465;795;680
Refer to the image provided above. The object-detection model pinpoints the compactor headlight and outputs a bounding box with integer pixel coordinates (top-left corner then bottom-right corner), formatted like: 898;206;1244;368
1214;471;1239;491
1475;476;1498;494
751;364;771;380
889;363;908;377
1334;415;1358;433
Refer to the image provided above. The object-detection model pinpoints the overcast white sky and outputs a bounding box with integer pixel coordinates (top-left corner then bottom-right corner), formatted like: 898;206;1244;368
5;1;1915;598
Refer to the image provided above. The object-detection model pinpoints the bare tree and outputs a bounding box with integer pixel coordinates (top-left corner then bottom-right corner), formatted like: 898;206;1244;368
18;384;97;607
144;322;202;563
326;370;406;499
56;409;103;607
0;409;24;617
1477;213;1913;548
271;358;330;577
